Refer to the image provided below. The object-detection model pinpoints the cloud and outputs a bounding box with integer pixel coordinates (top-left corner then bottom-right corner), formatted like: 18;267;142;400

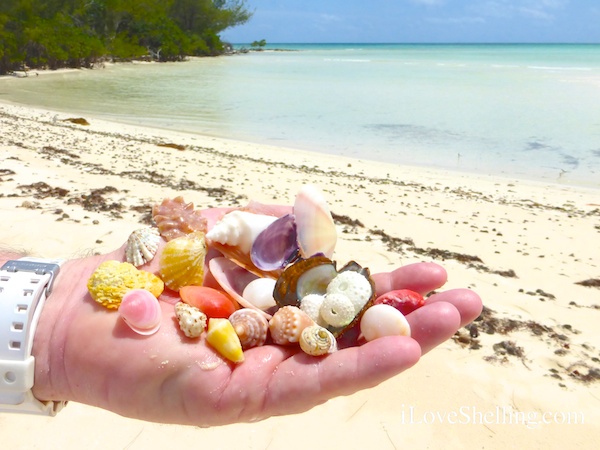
410;0;446;5
426;16;486;24
472;0;567;21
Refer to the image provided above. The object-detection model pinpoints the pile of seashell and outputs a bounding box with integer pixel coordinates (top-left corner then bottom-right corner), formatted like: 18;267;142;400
87;185;419;363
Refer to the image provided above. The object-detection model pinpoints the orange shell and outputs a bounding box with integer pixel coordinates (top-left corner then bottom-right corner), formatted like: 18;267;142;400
152;196;208;241
268;305;314;345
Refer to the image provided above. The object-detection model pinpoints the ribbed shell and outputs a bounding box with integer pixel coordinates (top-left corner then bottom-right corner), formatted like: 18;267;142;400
268;305;314;345
152;196;208;241
229;308;269;349
125;227;161;267
299;325;337;356
158;231;206;292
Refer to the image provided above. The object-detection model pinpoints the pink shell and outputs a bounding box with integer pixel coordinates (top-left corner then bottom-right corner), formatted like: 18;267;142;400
152;196;208;241
229;308;269;349
118;289;162;335
268;305;314;345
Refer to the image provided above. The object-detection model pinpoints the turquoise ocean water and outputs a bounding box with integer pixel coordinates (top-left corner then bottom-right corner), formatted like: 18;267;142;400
1;43;599;187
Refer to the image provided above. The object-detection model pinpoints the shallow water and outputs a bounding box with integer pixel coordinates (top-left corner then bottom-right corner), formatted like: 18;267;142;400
2;44;599;187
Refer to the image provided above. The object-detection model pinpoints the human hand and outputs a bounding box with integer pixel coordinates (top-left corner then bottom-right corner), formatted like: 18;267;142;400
31;207;482;426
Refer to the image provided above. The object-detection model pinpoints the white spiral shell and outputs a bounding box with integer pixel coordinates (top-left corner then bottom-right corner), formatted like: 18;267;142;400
206;210;278;254
299;325;337;356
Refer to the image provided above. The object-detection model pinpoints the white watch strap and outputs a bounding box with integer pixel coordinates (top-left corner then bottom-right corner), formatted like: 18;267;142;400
0;258;66;415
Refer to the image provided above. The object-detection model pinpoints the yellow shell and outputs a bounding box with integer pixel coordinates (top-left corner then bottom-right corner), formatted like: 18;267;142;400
159;231;207;292
205;318;245;364
87;260;164;309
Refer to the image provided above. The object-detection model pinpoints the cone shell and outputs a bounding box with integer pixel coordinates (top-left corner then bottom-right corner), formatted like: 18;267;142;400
205;318;245;363
159;231;207;292
125;227;161;267
300;325;338;356
229;308;269;349
152;196;208;241
268;305;315;345
118;289;162;335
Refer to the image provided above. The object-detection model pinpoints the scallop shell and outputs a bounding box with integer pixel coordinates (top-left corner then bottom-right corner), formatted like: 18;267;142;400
293;184;337;259
175;302;207;338
360;304;411;342
268;305;315;345
152;196;208;241
300;325;338;356
229;308;269;349
159;231;207;292
118;289;162;335
205;318;245;363
125;227;161;267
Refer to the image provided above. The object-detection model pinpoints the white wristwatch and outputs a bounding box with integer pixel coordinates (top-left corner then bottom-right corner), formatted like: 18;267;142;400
0;257;67;415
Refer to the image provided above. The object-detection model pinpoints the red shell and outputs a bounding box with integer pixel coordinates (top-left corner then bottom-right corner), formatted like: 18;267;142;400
179;286;237;319
373;289;425;316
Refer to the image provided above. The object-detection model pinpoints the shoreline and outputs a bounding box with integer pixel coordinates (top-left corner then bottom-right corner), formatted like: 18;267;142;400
1;101;599;448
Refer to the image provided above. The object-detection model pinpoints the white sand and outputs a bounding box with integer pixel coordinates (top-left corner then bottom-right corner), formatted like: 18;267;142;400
1;101;599;449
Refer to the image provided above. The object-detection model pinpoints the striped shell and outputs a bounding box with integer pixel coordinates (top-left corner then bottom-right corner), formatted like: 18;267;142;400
268;305;314;345
125;227;161;267
152;196;208;241
229;308;269;349
159;231;207;292
299;325;338;356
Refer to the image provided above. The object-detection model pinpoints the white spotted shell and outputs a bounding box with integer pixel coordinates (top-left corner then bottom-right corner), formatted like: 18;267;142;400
125;227;161;267
326;270;373;314
229;308;269;349
299;325;337;356
319;293;355;328
175;302;207;338
268;305;314;345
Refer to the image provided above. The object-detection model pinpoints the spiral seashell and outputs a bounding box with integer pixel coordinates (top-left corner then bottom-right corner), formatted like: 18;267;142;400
300;325;338;356
229;308;269;349
360;304;411;342
175;302;207;338
125;227;161;267
205;318;245;364
159;231;207;292
268;305;315;345
152;196;208;241
118;289;162;335
206;210;278;254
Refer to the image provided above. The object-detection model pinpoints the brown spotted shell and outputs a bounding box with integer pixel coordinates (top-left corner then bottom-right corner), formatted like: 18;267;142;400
229;308;269;349
152;196;208;241
268;305;314;345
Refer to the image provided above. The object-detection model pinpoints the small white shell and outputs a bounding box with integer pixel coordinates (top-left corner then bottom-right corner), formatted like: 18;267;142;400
242;278;277;311
326;271;373;314
125;227;161;267
319;293;355;328
175;302;207;338
206;210;278;254
299;293;326;325
360;304;411;342
300;325;338;356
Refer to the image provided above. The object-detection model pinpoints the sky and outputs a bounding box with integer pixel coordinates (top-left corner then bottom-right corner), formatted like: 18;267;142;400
221;0;600;44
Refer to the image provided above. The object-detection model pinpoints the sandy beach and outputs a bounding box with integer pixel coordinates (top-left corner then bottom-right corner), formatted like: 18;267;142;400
1;101;599;449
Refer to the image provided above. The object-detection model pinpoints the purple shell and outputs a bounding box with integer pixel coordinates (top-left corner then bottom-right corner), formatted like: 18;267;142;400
251;214;300;271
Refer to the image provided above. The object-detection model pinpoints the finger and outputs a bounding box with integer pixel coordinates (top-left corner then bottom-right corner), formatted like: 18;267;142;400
372;262;448;297
426;288;483;327
263;336;421;417
406;301;461;354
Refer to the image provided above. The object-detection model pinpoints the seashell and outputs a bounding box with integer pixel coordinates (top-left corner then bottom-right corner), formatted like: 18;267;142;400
273;255;337;307
179;285;237;318
250;214;300;272
118;289;162;335
319;293;355;328
299;325;338;356
87;260;164;309
299;293;326;325
152;196;208;241
206;210;278;255
241;278;277;311
293;184;337;259
359;304;411;342
175;302;207;338
159;231;207;292
326;270;374;315
125;227;161;267
229;308;269;349
209;257;272;319
373;289;425;316
205;318;245;363
268;305;315;345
